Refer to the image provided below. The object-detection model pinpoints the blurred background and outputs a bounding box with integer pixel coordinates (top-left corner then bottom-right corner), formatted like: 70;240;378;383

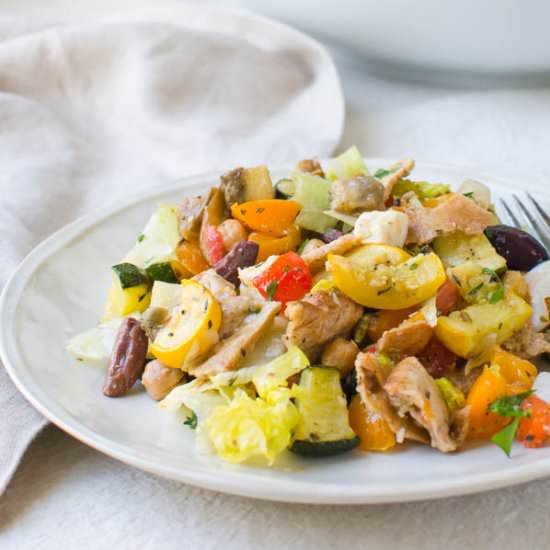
6;0;550;85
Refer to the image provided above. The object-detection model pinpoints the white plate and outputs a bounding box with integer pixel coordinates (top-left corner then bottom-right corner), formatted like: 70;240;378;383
1;160;550;505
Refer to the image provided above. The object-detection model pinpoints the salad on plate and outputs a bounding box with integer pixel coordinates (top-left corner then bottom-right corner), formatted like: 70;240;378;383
68;147;550;464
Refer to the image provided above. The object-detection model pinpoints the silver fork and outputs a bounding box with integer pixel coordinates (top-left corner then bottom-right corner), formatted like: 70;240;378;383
499;191;550;252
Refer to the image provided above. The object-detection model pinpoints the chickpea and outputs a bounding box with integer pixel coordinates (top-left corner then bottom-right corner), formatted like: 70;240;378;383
218;219;248;252
141;359;186;401
321;338;359;378
301;238;324;255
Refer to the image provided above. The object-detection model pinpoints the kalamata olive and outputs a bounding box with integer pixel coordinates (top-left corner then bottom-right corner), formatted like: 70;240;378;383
321;228;344;243
485;224;549;271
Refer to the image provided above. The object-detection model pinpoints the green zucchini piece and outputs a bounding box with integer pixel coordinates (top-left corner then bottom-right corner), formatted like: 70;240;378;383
275;178;295;199
112;263;149;289
144;261;179;284
104;263;151;320
433;232;507;273
290;366;359;458
290;438;359;457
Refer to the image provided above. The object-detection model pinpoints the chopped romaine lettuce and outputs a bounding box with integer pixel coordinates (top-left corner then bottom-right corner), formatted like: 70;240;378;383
206;388;298;464
124;203;180;268
66;316;133;366
392;179;449;201
326;146;369;181
252;346;309;398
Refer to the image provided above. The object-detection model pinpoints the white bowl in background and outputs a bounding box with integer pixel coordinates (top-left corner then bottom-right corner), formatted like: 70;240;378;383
235;0;550;81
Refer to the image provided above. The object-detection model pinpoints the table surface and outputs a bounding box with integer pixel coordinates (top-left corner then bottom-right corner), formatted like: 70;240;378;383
2;5;550;549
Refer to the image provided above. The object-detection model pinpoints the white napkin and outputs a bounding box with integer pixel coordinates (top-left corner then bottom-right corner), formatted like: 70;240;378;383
0;3;344;494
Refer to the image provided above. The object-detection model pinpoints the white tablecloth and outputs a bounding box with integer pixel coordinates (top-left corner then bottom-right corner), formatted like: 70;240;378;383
3;8;550;550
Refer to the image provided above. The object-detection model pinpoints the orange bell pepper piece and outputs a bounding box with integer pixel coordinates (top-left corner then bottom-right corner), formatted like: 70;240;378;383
492;350;538;393
348;394;396;452
231;199;301;237
466;365;510;440
176;240;209;275
248;225;301;262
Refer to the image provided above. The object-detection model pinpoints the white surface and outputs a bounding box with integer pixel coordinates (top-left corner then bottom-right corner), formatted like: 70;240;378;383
2;3;550;549
0;1;343;496
235;0;550;76
2;163;550;505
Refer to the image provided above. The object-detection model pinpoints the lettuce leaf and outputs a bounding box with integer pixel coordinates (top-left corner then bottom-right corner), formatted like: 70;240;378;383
326;146;369;181
392;179;449;200
206;388;299;464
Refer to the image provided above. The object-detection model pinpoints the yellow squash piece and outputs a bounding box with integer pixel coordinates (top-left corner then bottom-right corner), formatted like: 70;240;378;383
150;280;221;368
102;266;151;322
327;244;445;310
435;292;532;358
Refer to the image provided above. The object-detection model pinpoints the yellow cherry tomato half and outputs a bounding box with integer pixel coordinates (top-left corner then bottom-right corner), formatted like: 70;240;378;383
328;245;446;310
150;280;221;368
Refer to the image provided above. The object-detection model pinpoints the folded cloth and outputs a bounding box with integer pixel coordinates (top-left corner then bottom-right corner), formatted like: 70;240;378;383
0;3;344;494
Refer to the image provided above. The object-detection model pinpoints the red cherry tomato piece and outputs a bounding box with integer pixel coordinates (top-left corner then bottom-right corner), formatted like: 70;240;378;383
253;251;312;305
203;225;225;265
517;395;550;448
436;278;462;315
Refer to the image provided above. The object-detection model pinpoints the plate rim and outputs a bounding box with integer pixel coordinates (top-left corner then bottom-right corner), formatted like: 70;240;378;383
2;159;550;505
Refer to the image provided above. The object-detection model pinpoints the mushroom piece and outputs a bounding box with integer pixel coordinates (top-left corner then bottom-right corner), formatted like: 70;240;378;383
330;175;385;215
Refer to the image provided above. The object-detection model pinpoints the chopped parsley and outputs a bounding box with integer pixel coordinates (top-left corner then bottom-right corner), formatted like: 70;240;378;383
374;168;392;179
488;286;505;304
266;280;278;300
489;391;533;457
137;233;145;242
409;262;418;271
469;282;484;295
482;267;505;304
183;411;198;430
463;192;475;200
489;391;533;418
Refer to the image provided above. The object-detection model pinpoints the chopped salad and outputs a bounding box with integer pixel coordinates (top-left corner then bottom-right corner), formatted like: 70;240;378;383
68;147;550;464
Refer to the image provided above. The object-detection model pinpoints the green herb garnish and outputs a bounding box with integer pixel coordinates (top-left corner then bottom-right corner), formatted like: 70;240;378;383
489;391;533;418
489;286;505;304
137;233;145;242
409;262;418;271
491;418;521;458
481;267;505;304
266;281;278;300
183;411;198;430
297;239;310;255
374;168;392;179
488;391;533;457
469;282;484;295
463;192;475;200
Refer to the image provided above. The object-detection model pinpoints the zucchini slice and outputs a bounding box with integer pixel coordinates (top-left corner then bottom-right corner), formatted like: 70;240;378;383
112;263;148;288
144;261;179;284
104;263;151;320
275;178;296;199
290;367;359;457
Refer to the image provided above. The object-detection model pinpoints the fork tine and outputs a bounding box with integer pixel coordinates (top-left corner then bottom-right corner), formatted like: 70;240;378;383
526;191;550;228
499;198;522;228
512;194;550;252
